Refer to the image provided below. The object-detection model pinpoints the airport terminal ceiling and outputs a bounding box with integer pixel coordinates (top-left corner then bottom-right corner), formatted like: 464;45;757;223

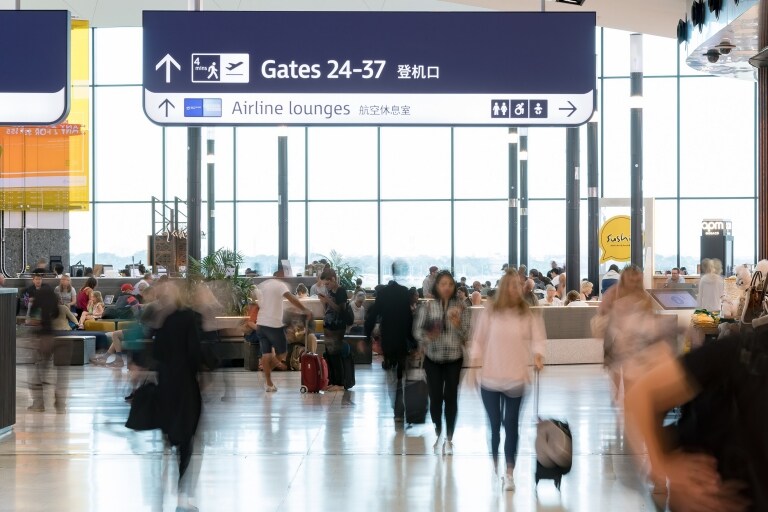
8;0;683;37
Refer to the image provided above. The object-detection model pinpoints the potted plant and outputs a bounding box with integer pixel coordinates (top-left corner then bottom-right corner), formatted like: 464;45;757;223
188;248;252;316
320;250;361;291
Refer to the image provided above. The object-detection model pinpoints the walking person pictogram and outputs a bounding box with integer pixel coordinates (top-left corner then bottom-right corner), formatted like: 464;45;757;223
207;61;219;80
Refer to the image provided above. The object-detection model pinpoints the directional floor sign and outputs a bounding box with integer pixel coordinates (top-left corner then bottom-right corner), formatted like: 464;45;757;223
143;11;595;127
0;10;70;126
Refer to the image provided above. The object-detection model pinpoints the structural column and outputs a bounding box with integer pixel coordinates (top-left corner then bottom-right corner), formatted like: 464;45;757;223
278;135;289;265
508;128;519;267
587;119;599;288
630;33;644;268
758;0;768;259
187;128;202;263
519;129;529;268
566;127;580;292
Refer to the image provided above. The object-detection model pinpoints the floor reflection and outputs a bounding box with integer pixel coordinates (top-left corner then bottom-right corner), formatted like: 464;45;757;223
2;363;657;511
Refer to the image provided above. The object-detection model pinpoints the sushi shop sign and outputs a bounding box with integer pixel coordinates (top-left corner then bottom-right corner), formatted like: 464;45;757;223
701;219;731;236
599;215;631;263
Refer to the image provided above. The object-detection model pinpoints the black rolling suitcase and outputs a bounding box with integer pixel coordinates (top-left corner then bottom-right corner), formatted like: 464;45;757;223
324;340;356;390
533;369;573;490
403;355;428;424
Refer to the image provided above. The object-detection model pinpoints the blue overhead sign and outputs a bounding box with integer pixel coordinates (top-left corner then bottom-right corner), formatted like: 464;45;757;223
142;11;596;126
0;10;70;125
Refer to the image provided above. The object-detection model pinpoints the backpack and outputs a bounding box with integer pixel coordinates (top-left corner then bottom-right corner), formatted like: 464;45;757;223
289;344;306;371
343;301;354;326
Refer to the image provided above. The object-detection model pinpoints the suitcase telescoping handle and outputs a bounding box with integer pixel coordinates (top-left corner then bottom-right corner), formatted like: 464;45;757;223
534;367;541;421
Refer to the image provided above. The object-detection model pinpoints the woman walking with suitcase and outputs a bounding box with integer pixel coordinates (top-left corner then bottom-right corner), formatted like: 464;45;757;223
470;268;546;492
413;270;471;455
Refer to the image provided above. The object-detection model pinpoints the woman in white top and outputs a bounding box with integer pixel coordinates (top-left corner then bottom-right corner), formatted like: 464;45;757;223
470;269;546;492
348;291;367;335
697;258;724;312
542;285;563;307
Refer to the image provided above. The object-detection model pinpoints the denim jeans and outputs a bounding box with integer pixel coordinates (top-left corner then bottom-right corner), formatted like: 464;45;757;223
480;387;525;467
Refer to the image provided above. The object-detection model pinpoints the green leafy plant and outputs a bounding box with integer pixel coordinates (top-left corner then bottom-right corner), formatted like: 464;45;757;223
188;248;251;315
320;250;360;291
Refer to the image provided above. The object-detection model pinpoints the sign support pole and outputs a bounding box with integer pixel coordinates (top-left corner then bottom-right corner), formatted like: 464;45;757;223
206;129;215;256
519;129;529;269
588;119;599;290
630;34;644;268
186;0;203;267
566;127;581;293
278;135;288;268
508;128;519;267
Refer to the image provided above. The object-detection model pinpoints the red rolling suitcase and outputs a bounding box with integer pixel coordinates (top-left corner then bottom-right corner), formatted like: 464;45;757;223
300;353;329;393
299;319;329;393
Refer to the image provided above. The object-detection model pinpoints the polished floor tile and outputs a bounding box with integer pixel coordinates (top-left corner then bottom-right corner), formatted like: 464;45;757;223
1;361;660;511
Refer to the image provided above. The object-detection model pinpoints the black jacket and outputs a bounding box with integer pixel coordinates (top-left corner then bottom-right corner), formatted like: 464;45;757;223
365;281;413;360
153;308;203;445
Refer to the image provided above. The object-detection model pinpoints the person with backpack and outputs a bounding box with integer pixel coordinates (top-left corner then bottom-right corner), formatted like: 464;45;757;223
470;268;546;492
319;267;352;391
413;270;471;456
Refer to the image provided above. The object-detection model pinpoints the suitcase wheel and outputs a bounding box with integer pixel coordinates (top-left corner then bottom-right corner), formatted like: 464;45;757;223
300;386;308;394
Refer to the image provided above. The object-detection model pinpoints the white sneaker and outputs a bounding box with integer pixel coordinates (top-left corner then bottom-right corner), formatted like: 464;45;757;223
503;474;516;492
265;384;278;393
443;439;454;456
433;437;442;455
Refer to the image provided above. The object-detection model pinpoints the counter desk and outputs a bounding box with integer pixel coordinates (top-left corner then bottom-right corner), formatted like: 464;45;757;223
0;288;17;435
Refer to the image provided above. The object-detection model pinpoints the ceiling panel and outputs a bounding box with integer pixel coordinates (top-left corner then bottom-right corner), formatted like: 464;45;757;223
10;0;684;37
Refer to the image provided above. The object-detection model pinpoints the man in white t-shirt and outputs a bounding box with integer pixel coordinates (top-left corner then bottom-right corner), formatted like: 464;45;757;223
257;269;313;393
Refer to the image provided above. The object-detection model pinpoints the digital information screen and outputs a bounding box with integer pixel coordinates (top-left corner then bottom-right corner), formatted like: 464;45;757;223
647;289;699;310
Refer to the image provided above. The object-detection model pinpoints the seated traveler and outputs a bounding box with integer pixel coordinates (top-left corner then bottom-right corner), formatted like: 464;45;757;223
541;285;563;307
78;290;105;327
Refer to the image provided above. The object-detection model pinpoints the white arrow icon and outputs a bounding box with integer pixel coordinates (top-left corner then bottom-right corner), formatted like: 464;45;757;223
155;54;181;83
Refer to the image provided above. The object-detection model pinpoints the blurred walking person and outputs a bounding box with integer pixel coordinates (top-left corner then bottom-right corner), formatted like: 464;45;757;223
697;258;724;312
365;260;414;425
598;265;673;404
470;269;546;491
413;270;471;455
26;283;71;413
625;329;767;512
153;283;203;512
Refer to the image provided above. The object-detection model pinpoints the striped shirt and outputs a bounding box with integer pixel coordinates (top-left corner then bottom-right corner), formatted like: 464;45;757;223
413;298;471;363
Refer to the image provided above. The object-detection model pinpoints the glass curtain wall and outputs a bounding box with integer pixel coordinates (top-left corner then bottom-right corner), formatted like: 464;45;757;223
74;26;758;288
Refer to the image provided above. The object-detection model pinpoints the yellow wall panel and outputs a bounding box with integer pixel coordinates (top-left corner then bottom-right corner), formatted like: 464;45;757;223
0;19;90;211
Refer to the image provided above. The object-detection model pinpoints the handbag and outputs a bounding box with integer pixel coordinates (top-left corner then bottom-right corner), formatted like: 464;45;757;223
740;271;765;326
125;382;160;431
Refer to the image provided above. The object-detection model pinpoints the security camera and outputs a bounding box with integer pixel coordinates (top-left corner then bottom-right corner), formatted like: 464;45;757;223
716;40;736;55
704;49;720;63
